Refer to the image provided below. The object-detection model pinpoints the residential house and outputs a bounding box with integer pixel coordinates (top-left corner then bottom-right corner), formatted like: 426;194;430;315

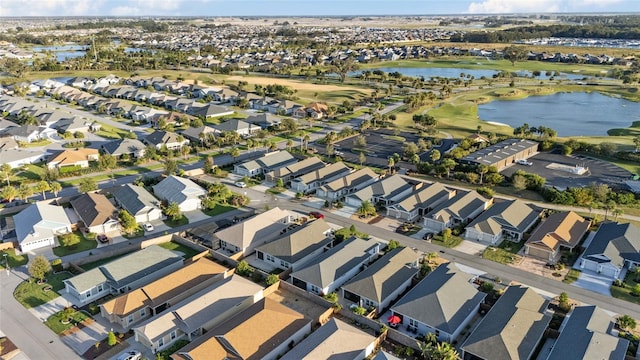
345;174;414;208
63;245;183;305
316;167;379;202
143;131;189;151
47;148;99;170
280;318;377;360
216;207;295;255
101;258;229;330
134;274;264;353
180;125;216;143
374;351;403;360
305;102;329;120
423;191;492;233
212;119;260;137
579;222;640;279
290;237;381;295
390;263;486;343
2;125;42;143
233;151;297;177
51;116;90;134
460;286;552;360
264;156;325;184
255;218;333;271
112;184;163;223
171;298;310;360
386;182;455;222
212;88;239;103
290;161;352;194
461;139;538;171
152;111;191;128
524;211;591;262
243;113;281;129
464;199;541;245
70;193;120;235
341;247;419;314
0;148;48;168
101;138;146;159
152;175;207;212
189;104;234;119
546;306;629;360
13;202;72;252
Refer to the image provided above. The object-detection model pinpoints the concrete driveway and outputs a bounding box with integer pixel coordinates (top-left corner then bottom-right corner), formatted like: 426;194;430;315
184;210;210;222
60;316;109;355
571;269;613;296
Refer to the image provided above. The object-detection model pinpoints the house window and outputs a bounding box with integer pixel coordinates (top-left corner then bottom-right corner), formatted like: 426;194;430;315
85;292;91;299
158;338;164;348
140;309;146;317
310;285;320;294
97;284;103;292
408;318;418;327
170;331;177;340
280;260;289;268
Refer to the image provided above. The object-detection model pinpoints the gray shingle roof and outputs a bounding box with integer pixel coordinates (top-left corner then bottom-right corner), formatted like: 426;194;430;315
349;174;412;203
392;263;485;334
388;182;453;213
112;184;161;216
426;190;489;223
152;175;206;205
101;138;146;157
466;199;540;236
255;219;331;264
583;222;640;266
14;202;71;245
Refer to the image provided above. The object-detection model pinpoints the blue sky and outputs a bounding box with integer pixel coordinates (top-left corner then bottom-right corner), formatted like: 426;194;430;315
1;0;639;17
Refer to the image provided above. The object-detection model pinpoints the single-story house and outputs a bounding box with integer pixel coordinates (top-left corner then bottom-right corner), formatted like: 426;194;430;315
112;184;163;223
63;245;183;306
188;104;234;119
0;148;48;168
255;218;333;271
2;125;43;143
233;151;297;177
212;119;260;137
171;298;310;360
243;113;282;129
460;286;552;360
281;318;377;360
386;182;455;222
143;131;189;151
51;116;90;134
461;138;538;171
101;138;146;159
152;175;207;212
101;258;229;330
524;211;591;262
134;274;264;353
216;207;295;256
70;193;120;235
47;148;99;170
290;161;352;194
464;199;541;245
180;125;216;143
341;247;420;314
390;263;486;343
579;222;640;279
290;237;381;295
264;156;325;184
423;191;492;233
316;167;379;202
345;174;414;208
13;202;72;252
546;306;629;360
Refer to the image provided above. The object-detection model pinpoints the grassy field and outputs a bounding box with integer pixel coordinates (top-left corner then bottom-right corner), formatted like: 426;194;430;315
53;231;97;257
431;234;463;248
0;248;28;269
203;203;236;216
13;271;72;309
157;241;202;259
610;272;640;305
163;215;189;228
482;245;522;265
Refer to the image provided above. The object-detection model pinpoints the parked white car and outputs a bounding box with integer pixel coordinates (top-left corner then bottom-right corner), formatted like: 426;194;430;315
234;181;247;188
516;159;533;166
117;351;142;360
143;223;154;232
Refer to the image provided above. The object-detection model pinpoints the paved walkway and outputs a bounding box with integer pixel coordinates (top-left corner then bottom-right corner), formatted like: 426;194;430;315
29;294;72;322
60;317;110;355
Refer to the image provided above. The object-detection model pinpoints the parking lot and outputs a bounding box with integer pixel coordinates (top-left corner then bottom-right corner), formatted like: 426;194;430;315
501;152;632;189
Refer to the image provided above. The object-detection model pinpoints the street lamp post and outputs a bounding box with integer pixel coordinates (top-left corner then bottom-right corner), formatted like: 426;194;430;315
3;253;8;273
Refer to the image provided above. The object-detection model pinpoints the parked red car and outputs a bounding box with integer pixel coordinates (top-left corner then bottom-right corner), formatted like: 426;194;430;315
309;211;325;219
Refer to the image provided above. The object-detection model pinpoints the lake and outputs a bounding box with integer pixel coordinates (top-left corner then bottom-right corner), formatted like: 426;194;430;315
477;92;640;137
357;67;601;81
32;44;86;62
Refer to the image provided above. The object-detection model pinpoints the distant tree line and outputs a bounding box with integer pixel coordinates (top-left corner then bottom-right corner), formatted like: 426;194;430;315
452;23;640;43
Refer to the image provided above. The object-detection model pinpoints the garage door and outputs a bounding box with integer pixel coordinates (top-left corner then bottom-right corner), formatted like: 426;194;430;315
600;265;618;278
581;259;599;272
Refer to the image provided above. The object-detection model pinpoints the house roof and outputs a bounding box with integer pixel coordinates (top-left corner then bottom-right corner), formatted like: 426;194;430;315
255;219;332;264
14;202;71;245
341;247;419;304
267;156;325;180
172;298;309;360
583;222;640;266
3;125;41;138
290;237;380;289
180;125;215;140
243;113;281;127
321;167;378;192
152;175;206;205
293;161;351;186
280;317;376;360
526;211;591;252
101;138;146;156
466;199;540;236
373;351;403;360
101;258;227;317
461;138;538;166
0;148;46;166
237;151;297;173
546;306;629;360
348;174;412;202
215;207;292;251
426;190;489;223
388;182;454;213
135;274;263;342
51;116;87;132
112;184;161;216
191;104;232;118
392;263;486;334
460;286;551;360
70;192;117;228
65;245;182;293
48;148;99;167
212;119;256;133
144;131;185;147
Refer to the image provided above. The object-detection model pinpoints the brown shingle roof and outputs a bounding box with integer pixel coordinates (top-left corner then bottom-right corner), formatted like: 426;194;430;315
526;211;591;252
69;192;117;227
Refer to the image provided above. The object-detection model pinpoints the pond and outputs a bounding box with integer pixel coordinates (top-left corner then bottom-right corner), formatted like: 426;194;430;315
477;92;640;137
32;44;86;62
356;67;603;81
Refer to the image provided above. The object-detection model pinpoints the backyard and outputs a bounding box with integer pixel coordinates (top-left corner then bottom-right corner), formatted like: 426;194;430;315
158;241;202;259
13;271;73;308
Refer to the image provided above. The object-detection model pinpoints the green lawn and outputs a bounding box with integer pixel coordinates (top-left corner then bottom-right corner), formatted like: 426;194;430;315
15;164;46;183
53;231;97;257
563;269;581;284
45;309;91;335
610;272;640;305
203;203;236;216
157;241;201;259
163;215;189;228
482;246;521;264
431;234;463;248
13;271;73;309
122;228;144;239
0;248;28;269
20;139;52;148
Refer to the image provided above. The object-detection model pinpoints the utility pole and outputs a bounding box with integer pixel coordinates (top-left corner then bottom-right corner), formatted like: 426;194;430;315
92;36;98;62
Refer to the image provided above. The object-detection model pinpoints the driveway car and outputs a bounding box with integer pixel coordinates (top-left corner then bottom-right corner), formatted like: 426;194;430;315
116;351;142;360
143;223;154;232
234;181;247;188
97;234;109;244
309;211;324;219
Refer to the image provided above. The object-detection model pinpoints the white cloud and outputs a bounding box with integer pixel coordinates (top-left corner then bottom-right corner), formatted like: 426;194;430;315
0;0;106;16
468;0;560;13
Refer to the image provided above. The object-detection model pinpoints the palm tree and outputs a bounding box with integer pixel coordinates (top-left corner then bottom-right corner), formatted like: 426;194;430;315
35;181;50;200
286;139;294;152
387;157;395;173
1;186;18;203
477;164;488;184
0;164;11;186
303;134;310;150
49;182;62;198
357;200;376;218
18;184;34;202
612;208;623;221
